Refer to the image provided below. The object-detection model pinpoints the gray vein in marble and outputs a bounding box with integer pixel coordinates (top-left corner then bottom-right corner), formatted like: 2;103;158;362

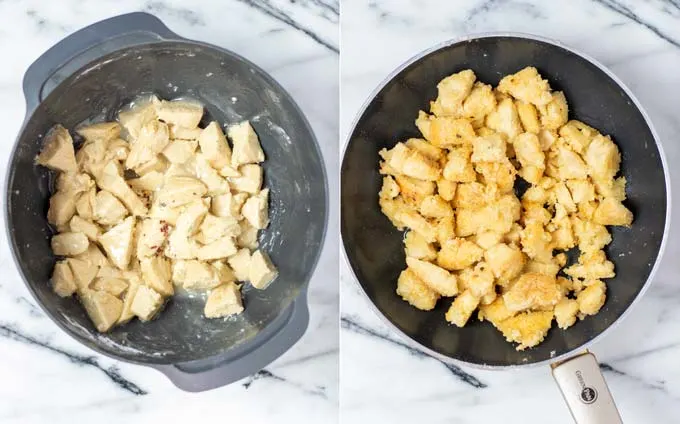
25;9;69;32
274;347;338;368
607;341;680;363
296;0;339;23
242;369;328;398
592;0;680;48
341;316;487;389
16;296;42;318
144;1;205;26
600;363;678;401
235;0;338;53
0;323;147;396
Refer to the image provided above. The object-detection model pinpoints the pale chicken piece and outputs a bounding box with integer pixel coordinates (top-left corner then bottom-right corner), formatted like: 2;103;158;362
454;182;495;210
550;182;577;213
169;125;202;140
55;172;94;194
249;250;278;289
193;153;230;195
380;175;401;199
51;232;89;256
522;185;549;204
204;282;244;318
229;164;263;194
198;121;232;169
554;298;580;329
406;257;458;297
497;67;552;106
430;69;476;117
427;116;476;147
237;220;260;249
559;120;598;154
475;159;517;193
212;192;248;219
458;261;495;297
396;268;439;310
36;125;77;172
80;289;123;332
197;215;241;244
436;178;457;201
461;82;496;120
437;238;483;271
166;200;208;259
136;218;170;258
379;196;412;229
162;139;198;164
445;290;480;327
148;199;182;226
66;258;99;294
593;176;627;202
477;194;521;235
140;256;174;296
130;285;164;321
117;273;142;324
520;221;553;263
133;155;168;176
415;110;432;140
52;260;77;297
96;161;148;215
577;280;607;316
585;135;621;181
156;176;207;208
212;260;237;284
571;217;612;253
472;231;503;250
549;214;576;250
404;231;437;261
504;223;523;245
47;190;77;227
229;121;265;167
521;202;551;226
172;260;222;290
227;249;251;281
75;139;107;176
550;146;589;180
566;179;596;204
577;200;599;221
516;101;540;133
419;194;453;218
538;129;558;151
395;210;437;243
104;138;130;163
503;272;562;313
119;100;158;140
69;215;100;242
155;99;203;128
592;197;633;227
125;120;170;169
99;216;136;270
455;208;483;237
395;175;436;209
478;297;514;325
496;310;554;351
242;189;270;229
539;91;568;130
74;243;110;268
514;132;545;175
565;250;615;280
128;171;164;192
436;215;456;245
405;138;443;162
485;98;523;139
76;122;121;142
386;143;441;181
471;133;507;163
91;277;129;297
195;237;238;261
484;243;525;283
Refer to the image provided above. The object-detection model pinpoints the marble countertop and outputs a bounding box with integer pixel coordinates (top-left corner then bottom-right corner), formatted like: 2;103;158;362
0;1;338;423
340;0;680;422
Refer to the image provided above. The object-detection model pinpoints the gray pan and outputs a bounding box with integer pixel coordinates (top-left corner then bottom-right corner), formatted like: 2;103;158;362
341;34;670;423
5;12;328;392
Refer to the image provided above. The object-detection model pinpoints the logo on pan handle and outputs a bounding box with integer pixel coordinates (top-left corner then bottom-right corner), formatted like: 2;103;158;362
575;370;598;404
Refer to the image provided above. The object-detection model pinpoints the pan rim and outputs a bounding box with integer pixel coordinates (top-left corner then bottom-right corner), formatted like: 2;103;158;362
340;31;672;370
6;39;329;365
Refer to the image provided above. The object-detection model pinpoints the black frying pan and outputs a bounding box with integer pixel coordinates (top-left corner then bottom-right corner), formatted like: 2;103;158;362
5;13;327;391
341;34;669;423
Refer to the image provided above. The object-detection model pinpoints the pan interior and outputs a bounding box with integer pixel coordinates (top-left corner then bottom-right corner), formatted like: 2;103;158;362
341;36;667;366
7;42;326;364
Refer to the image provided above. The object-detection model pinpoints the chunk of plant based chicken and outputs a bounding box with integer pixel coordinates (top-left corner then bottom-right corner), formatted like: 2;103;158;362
37;125;77;172
229;164;263;194
93;190;128;225
125;120;170;169
51;261;77;297
405;257;458;297
156;176;207;208
130;285;164;321
242;189;270;229
80;289;123;332
47;190;77;227
396;268;440;310
51;232;89;256
445;290;480;327
249;250;278;289
227;249;251;282
155;99;203;129
140;256;174;297
503;272;562;313
99;217;136;270
172;260;223;290
204;282;244;318
76;122;121;142
497;66;552;106
198;121;232;169
430;69;476;117
229;121;265;167
496;310;554;351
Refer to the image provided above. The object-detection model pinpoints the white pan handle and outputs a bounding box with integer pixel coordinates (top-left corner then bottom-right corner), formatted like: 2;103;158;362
551;352;623;424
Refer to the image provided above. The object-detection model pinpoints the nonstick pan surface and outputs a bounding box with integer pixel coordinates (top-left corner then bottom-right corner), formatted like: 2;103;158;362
5;13;327;381
341;34;669;367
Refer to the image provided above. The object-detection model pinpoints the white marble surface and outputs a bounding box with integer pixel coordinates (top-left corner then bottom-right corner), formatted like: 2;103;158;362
0;1;338;423
340;0;680;422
